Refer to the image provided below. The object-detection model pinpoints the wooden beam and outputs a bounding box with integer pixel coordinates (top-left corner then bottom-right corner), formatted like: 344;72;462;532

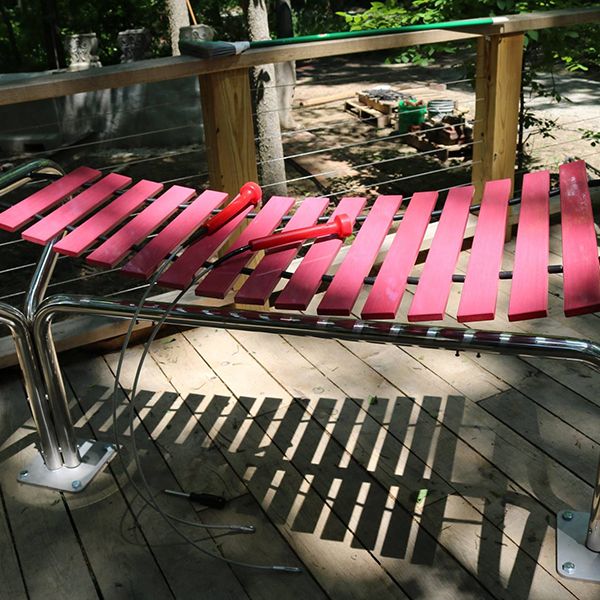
198;68;258;196
1;6;598;107
472;32;524;209
0;29;479;106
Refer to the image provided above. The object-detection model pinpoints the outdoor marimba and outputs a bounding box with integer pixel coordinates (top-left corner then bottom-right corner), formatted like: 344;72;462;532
0;158;598;580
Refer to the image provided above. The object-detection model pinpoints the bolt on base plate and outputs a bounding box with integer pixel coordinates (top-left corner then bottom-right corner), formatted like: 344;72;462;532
556;509;600;582
17;439;116;493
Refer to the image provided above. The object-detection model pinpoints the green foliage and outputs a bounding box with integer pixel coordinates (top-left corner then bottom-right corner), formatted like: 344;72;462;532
290;2;345;38
0;0;170;71
337;0;599;160
337;1;600;72
581;129;600;147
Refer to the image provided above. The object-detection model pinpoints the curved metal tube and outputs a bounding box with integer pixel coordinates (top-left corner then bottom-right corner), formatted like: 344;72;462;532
0;159;66;321
0;302;62;470
32;293;600;547
0;159;65;200
589;461;600;552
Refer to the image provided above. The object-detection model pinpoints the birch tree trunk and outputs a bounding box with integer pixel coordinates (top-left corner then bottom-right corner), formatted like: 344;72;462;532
246;0;287;196
165;0;190;56
275;0;297;130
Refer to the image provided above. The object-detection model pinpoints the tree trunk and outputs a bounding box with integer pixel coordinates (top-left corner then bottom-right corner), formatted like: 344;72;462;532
40;0;64;69
275;0;297;130
247;0;287;196
165;0;190;56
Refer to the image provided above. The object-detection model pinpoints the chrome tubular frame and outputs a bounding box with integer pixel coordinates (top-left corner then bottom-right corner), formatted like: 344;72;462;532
0;159;597;576
0;302;62;470
32;294;600;552
0;160;68;471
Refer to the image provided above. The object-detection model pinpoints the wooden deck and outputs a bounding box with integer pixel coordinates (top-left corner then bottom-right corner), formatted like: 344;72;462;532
1;236;600;599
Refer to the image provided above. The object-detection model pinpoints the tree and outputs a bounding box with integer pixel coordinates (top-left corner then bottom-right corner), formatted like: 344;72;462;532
245;0;288;195
274;0;297;130
165;0;190;56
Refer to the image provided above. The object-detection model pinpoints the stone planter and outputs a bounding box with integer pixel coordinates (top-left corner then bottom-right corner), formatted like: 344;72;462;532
118;28;151;63
179;24;215;43
64;33;101;70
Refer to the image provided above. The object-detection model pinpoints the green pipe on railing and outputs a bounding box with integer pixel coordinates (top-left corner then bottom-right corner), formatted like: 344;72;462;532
249;16;500;48
180;16;506;59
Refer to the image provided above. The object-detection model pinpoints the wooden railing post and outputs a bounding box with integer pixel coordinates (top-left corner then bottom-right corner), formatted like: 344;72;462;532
199;68;258;196
472;33;524;207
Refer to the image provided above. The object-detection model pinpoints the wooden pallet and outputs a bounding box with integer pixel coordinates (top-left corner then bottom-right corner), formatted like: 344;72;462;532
356;92;397;115
344;99;393;128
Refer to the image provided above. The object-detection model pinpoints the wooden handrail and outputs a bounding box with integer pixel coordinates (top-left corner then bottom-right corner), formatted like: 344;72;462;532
0;8;598;107
0;30;477;106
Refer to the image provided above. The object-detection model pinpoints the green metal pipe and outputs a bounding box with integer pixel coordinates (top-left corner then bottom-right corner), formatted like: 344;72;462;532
180;15;504;59
249;16;499;49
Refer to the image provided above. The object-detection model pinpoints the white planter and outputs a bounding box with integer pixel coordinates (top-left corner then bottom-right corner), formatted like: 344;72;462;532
64;33;101;70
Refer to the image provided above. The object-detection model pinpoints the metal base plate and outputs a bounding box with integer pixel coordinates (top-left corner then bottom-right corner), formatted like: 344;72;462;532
556;510;600;582
18;439;116;493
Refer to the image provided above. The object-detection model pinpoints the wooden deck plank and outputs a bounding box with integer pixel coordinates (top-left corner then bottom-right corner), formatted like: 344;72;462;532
338;283;599;599
182;326;410;599
183;326;501;600
63;352;257;600
0;374;100;599
101;342;328;600
0;376;29;600
0;487;27;599
340;339;598;600
275;331;586;600
62;355;218;600
230;330;561;599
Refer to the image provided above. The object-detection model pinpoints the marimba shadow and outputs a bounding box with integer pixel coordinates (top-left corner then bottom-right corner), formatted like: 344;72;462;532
59;375;572;599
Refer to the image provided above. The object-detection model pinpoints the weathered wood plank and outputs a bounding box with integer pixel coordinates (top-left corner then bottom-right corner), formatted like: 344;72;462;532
101;343;327;600
63;352;256;600
0;387;28;600
184;326;502;599
182;327;415;598
0;374;100;599
273;331;589;599
231;329;581;599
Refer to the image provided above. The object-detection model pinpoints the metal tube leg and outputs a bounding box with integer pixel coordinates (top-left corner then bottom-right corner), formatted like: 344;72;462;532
33;312;80;468
586;457;600;552
0;302;62;470
24;242;61;322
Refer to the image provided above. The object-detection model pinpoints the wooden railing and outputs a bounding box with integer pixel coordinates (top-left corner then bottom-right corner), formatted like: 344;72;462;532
1;7;599;201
